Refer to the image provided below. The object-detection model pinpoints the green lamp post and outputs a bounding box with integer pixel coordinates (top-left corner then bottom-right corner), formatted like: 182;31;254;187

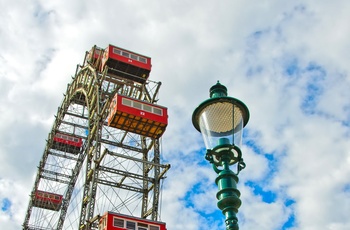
192;81;250;230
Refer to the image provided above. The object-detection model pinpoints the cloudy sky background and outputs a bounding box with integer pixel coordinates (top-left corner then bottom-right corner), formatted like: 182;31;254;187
1;0;350;229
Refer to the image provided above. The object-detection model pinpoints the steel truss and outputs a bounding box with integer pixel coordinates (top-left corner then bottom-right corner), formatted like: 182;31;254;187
23;46;170;230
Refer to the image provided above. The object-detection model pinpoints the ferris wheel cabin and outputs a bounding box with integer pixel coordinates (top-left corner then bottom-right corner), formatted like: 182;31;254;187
32;190;63;211
99;212;167;230
87;46;104;69
52;132;83;154
107;94;168;139
101;44;152;84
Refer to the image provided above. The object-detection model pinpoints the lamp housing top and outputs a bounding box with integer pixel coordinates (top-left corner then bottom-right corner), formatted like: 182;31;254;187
192;81;250;152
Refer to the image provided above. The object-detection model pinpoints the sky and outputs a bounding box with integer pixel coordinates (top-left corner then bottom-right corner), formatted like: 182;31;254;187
1;0;350;229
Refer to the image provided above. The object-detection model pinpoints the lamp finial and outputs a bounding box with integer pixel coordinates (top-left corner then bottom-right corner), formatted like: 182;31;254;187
210;81;227;98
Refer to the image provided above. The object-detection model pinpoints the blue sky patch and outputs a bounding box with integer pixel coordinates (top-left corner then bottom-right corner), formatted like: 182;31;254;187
283;212;296;229
245;181;277;203
302;83;321;111
243;133;280;173
246;65;264;77
183;181;209;209
244;138;264;155
281;58;327;115
1;198;11;212
300;63;326;114
284;58;299;76
284;198;295;207
282;199;296;229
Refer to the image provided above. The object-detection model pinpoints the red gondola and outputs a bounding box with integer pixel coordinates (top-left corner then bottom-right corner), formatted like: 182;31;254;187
99;212;167;230
52;133;83;154
87;46;104;68
107;94;168;139
32;190;63;211
101;44;152;84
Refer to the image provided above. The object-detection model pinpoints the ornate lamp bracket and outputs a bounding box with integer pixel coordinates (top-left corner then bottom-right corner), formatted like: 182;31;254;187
205;148;246;175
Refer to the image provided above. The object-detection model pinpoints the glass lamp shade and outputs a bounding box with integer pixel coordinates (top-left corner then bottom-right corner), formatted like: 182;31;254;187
192;97;249;152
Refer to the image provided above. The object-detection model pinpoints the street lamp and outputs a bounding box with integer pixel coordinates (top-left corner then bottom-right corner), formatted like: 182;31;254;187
192;81;249;230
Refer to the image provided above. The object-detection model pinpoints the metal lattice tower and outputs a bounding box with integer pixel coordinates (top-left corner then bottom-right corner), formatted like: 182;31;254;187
23;45;170;230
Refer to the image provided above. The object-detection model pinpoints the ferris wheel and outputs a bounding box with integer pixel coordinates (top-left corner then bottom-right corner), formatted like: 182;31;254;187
23;45;170;230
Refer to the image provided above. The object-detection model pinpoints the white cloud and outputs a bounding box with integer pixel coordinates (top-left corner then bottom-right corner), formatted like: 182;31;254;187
1;0;350;229
0;179;30;230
